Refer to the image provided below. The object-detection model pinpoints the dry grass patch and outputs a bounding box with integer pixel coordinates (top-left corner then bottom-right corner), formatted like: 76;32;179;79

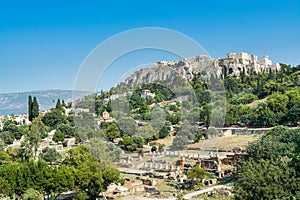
189;134;261;150
156;136;174;147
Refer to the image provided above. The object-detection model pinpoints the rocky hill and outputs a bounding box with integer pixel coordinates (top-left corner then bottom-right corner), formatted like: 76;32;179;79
125;52;281;84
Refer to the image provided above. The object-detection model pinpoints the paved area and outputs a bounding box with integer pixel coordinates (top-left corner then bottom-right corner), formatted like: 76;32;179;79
183;185;232;199
118;167;148;174
119;196;176;200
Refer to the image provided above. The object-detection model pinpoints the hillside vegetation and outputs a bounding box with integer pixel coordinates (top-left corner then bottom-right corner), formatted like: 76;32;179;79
0;63;299;199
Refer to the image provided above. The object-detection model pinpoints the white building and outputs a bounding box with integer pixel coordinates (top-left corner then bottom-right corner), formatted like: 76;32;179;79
14;115;30;125
141;89;155;99
75;108;90;115
224;52;280;76
96;110;115;125
259;55;272;66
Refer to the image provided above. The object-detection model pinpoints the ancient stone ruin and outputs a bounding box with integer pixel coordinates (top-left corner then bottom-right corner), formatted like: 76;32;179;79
124;52;280;84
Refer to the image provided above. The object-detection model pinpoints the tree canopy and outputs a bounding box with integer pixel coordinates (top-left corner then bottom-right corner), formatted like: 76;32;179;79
234;126;300;199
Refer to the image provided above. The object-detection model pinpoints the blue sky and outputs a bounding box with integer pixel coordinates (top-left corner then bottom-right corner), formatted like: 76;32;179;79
0;0;299;93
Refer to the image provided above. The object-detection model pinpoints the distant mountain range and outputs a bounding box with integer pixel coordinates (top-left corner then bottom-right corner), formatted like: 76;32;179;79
0;89;89;116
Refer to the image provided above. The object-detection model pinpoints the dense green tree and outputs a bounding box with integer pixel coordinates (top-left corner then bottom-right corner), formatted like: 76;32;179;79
0;163;17;198
193;131;205;143
18;137;34;161
151;145;157;152
3;120;18;132
235;159;299;200
76;192;88;200
129;91;145;109
42;109;67;129
196;90;211;106
267;92;289;114
200;103;211;128
52;130;65;143
138;103;150;119
263;80;280;94
106;142;122;162
159;125;169;139
52;164;75;198
0;177;14;198
95;99;106;116
32;97;39;120
225;104;251;126
286;104;300;125
67;115;75;127
1;120;23;140
61;99;66;107
56;98;64;112
63;145;122;199
244;103;278;127
40;147;61;164
137;125;157;141
117;117;137;136
245;126;295;161
166;111;181;125
118;133;147;151
57;123;75;138
28;95;33;121
172;135;189;149
224;76;240;94
285;89;300;108
132;135;145;148
28;119;45;157
119;134;133;151
0;144;122;199
187;165;206;185
0;131;14;144
104;123;120;141
235;127;300;199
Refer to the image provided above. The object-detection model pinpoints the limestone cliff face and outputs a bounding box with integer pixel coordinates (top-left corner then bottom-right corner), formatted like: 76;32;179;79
124;52;280;84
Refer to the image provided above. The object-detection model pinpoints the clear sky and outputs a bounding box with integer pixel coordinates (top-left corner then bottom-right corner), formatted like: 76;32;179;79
0;0;299;93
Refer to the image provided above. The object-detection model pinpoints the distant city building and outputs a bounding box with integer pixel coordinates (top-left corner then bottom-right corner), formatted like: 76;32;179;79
96;110;115;125
65;108;74;115
14;114;30;125
75;108;90;115
103;98;110;104
0;114;30;127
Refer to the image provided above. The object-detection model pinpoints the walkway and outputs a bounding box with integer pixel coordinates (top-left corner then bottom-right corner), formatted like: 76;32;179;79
183;185;232;199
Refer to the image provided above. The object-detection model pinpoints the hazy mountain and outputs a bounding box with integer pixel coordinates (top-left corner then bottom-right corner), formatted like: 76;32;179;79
0;89;89;116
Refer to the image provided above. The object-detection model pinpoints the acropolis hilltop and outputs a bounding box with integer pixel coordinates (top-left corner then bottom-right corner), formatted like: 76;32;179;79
125;52;281;84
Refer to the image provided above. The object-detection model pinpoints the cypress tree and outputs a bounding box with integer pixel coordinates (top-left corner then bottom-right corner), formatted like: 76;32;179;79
241;67;246;84
56;99;63;111
62;100;66;107
32;97;39;119
28;95;33;121
268;68;274;80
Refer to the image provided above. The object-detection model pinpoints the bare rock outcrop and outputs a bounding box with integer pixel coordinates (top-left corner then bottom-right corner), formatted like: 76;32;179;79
124;52;280;84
